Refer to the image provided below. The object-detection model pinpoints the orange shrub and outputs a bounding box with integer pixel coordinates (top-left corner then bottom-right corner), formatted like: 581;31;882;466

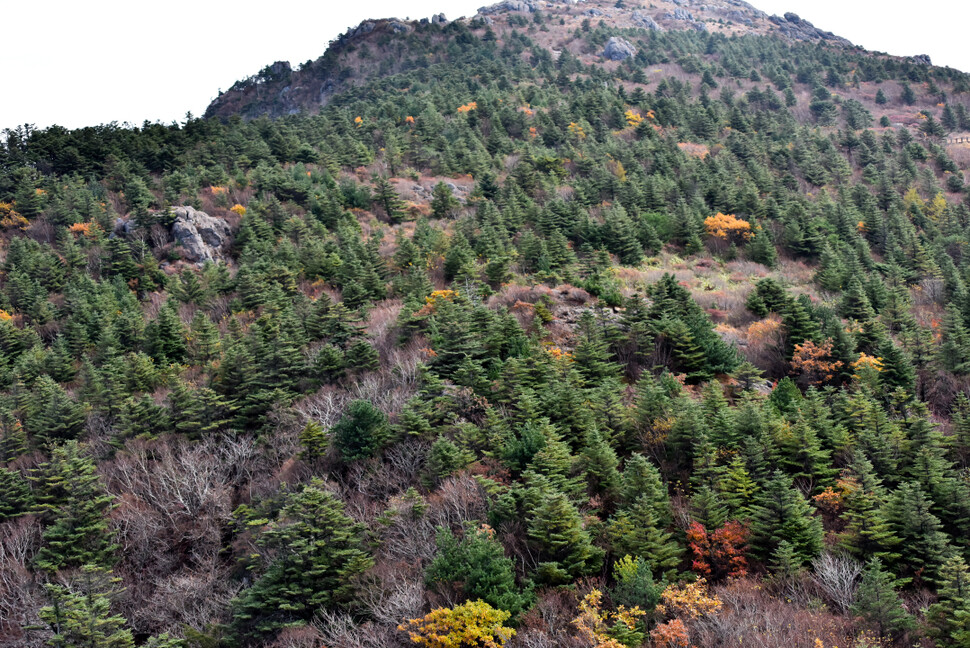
650;619;690;648
457;102;478;113
704;212;753;243
790;339;843;387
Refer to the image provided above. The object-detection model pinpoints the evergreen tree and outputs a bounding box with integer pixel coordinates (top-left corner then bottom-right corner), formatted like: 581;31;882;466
527;489;603;584
748;470;823;566
231;481;373;638
38;565;134;648
32;441;118;572
330;399;391;462
851;558;913;641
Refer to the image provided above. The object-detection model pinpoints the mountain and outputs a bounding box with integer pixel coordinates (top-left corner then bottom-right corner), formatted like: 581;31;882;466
4;1;970;647
206;0;860;120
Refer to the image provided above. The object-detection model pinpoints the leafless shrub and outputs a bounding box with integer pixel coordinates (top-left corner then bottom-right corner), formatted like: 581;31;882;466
0;516;44;647
812;552;863;614
312;610;405;648
356;566;426;627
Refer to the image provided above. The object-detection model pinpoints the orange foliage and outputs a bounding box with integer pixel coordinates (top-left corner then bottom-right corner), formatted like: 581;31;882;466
851;352;883;376
0;309;12;321
354;116;364;127
457;102;478;114
812;487;843;513
686;521;750;581
529;127;538;138
546;347;574;361
0;202;28;230
650;619;690;648
416;289;459;316
704;212;753;242
209;186;228;195
790;339;844;386
746;316;783;345
405;115;416;125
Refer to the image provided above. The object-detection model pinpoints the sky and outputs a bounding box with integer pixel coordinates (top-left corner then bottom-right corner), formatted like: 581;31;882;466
3;0;970;131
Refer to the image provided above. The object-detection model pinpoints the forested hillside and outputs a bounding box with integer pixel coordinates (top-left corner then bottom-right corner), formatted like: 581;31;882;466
4;1;970;646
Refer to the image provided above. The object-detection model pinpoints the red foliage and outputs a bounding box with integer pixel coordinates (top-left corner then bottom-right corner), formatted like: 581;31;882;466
686;520;750;581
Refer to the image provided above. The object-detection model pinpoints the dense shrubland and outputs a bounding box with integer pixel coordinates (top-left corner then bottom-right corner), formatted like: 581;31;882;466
4;8;970;648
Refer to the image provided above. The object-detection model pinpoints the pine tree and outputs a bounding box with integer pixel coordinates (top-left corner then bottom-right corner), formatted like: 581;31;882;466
39;565;134;648
748;470;823;566
426;526;532;618
882;481;950;585
372;175;406;223
527;489;603;584
607;495;682;578
330;399;391;462
926;553;970;644
0;466;33;520
431;182;460;219
231;481;373;638
24;375;86;443
32;441;119;572
851;558;913;641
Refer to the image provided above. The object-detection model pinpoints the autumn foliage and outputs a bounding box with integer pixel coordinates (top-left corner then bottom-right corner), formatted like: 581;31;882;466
399;600;515;648
650;619;690;648
704;212;753;243
686;520;750;581
0;202;28;229
790;339;844;387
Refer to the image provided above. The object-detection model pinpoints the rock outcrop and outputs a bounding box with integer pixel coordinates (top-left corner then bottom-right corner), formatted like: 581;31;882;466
170;207;231;264
632;11;662;31
479;0;539;14
602;37;637;61
665;8;695;21
769;13;851;45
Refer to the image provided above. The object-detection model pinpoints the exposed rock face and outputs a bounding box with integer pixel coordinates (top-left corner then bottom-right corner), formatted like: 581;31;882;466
584;8;604;17
431;13;447;24
911;54;932;66
479;0;539;14
602;37;637;61
632;11;662;30
170;207;231;264
769;12;851;45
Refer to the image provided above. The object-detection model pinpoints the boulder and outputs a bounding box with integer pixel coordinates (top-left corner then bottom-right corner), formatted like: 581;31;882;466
664;8;695;21
584;8;604;17
479;0;539;15
602;37;637;61
631;10;662;30
769;13;850;45
431;12;447;24
170;206;231;264
911;54;932;66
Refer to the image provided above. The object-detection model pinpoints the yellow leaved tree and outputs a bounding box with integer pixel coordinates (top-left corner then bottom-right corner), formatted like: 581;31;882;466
399;600;515;648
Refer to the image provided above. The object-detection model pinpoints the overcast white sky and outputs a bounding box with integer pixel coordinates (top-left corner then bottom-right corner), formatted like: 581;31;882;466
3;0;969;131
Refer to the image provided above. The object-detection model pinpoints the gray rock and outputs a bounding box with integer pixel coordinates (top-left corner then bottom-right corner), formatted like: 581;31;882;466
431;12;447;24
664;8;694;21
769;12;850;45
350;21;376;37
911;54;932;66
389;21;410;34
584;8;603;16
170;206;231;264
479;0;539;15
631;10;662;30
602;36;637;61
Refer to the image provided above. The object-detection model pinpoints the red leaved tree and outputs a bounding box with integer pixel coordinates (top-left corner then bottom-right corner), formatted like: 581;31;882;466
686;520;750;581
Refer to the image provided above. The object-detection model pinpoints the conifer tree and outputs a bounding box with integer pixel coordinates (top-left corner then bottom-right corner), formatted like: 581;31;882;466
39;565;134;648
748;470;823;566
32;441;118;572
231;481;373;638
330;399;391;462
527;489;603;584
852;558;913;641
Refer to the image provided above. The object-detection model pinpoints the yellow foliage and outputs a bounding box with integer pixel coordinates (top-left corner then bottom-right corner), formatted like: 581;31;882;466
624;110;644;127
927;192;947;221
704;212;753;242
457;102;478;114
0;309;12;321
656;579;721;619
568;122;587;140
355;116;364;127
902;186;924;212
209;186;228;195
67;222;99;238
230;204;247;216
547;347;574;361
0;202;28;230
852;353;884;376
399;600;515;648
572;589;645;648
